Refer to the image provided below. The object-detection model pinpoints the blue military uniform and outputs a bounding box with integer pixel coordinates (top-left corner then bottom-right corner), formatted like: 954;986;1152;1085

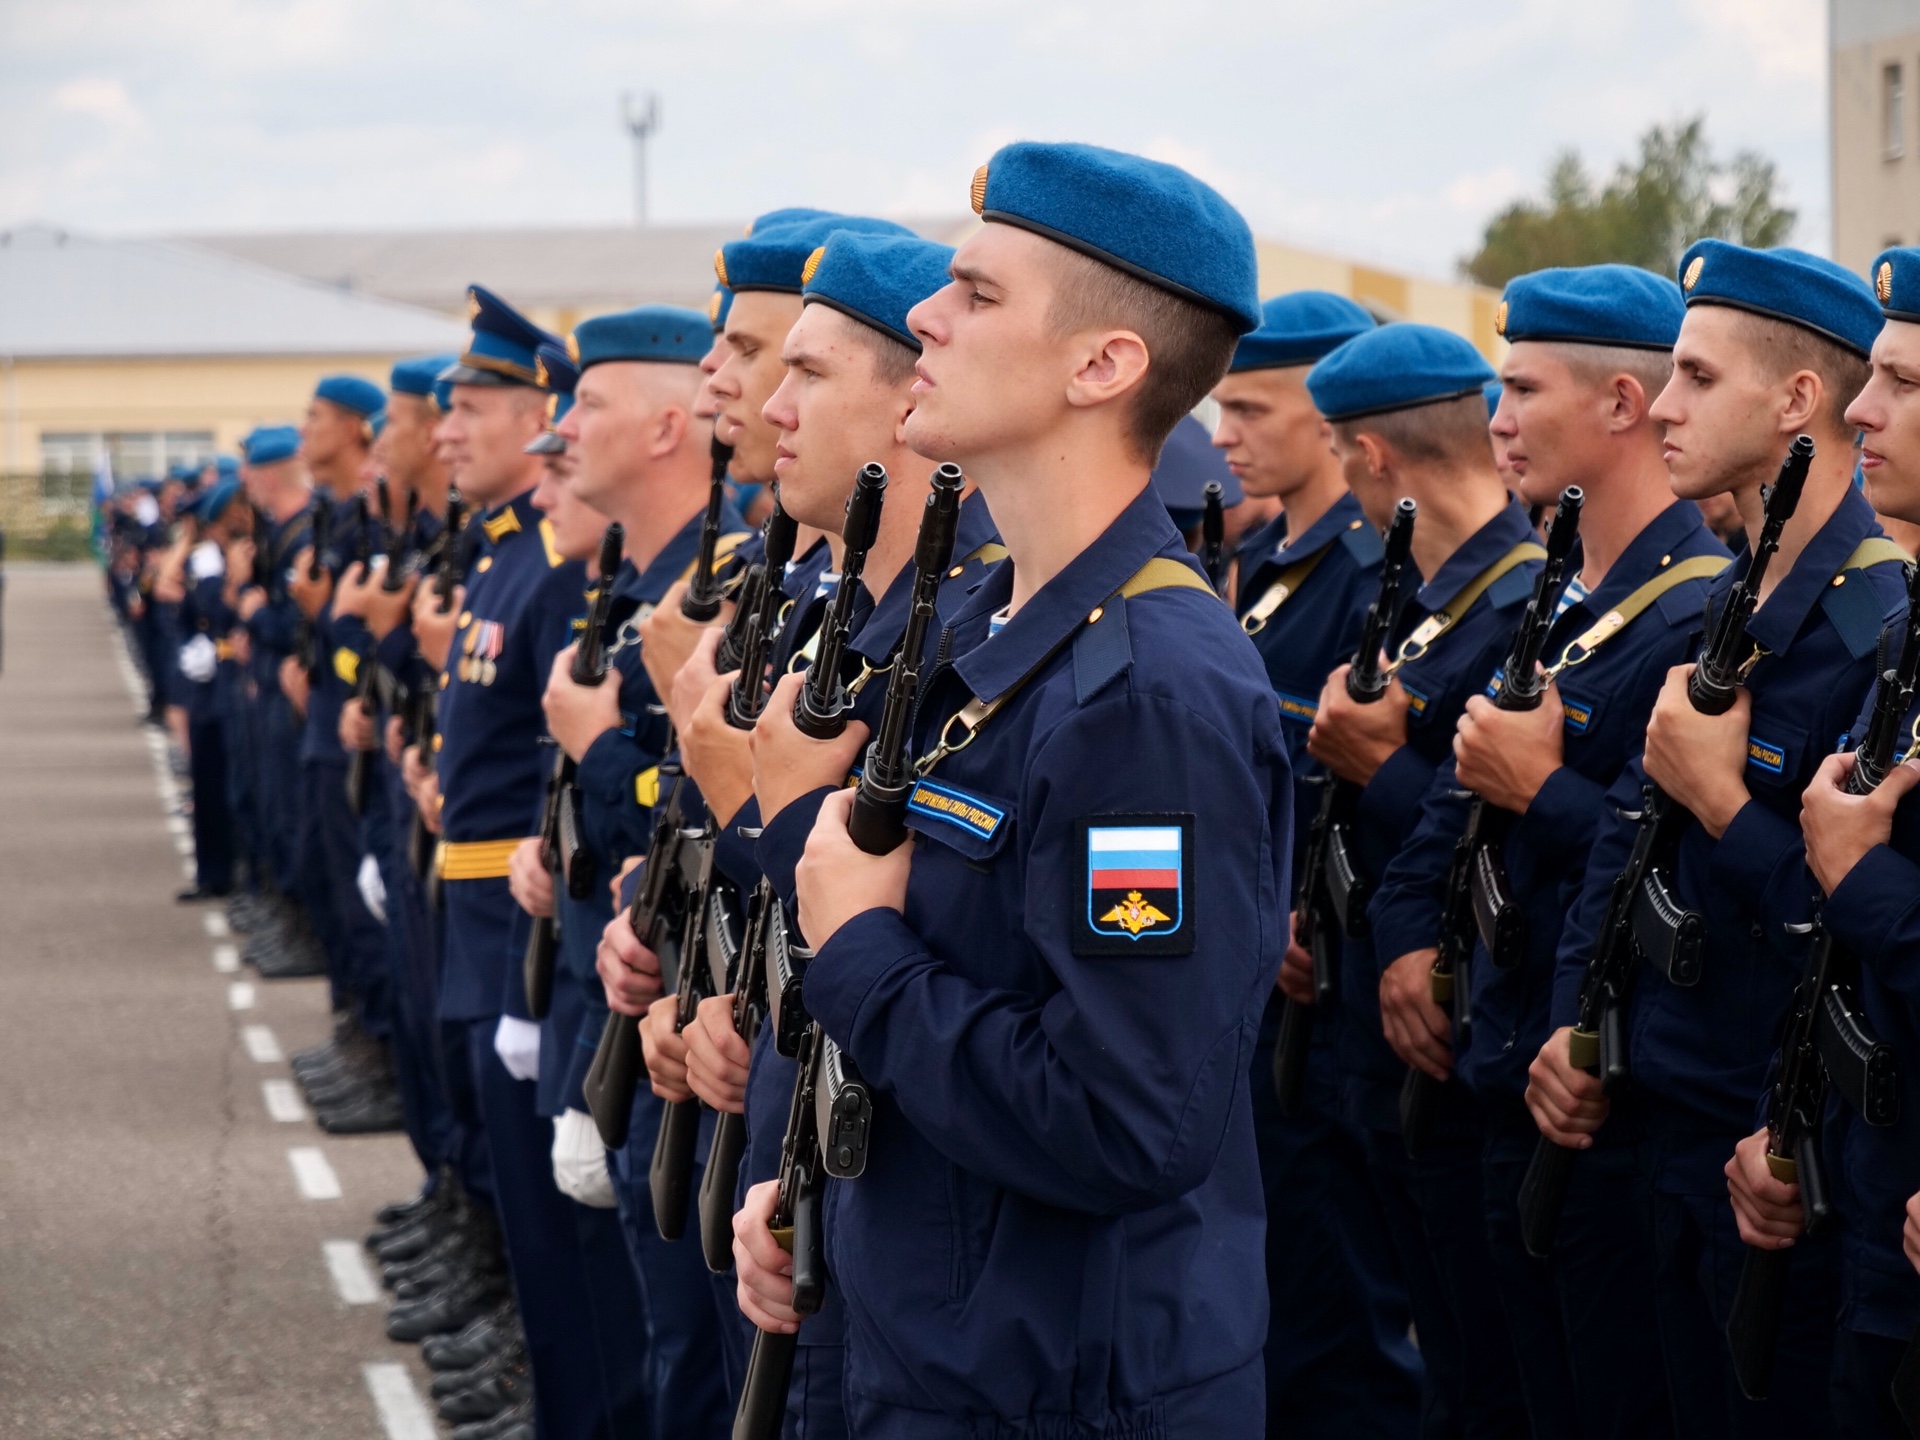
1367;266;1719;1440
1305;322;1540;1438
1225;290;1428;1439
178;479;245;895
1551;243;1906;1440
797;145;1286;1436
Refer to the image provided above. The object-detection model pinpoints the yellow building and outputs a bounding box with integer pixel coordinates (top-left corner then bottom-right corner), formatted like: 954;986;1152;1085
1831;0;1920;274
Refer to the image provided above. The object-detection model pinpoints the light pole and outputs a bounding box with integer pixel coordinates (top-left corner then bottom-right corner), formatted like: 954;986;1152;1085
621;91;661;225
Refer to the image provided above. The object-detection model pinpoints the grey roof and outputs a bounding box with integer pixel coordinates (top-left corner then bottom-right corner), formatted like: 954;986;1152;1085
173;219;977;318
0;224;469;360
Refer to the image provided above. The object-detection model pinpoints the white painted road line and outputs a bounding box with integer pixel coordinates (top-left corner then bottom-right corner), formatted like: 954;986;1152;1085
364;1362;437;1440
203;912;230;938
241;1024;282;1062
263;1079;310;1123
324;1240;381;1305
288;1147;341;1200
212;943;240;974
227;981;255;1011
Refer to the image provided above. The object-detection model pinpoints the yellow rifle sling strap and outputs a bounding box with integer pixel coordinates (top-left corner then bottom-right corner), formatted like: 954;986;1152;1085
1388;541;1547;672
1240;549;1329;636
1843;537;1911;572
1545;554;1731;677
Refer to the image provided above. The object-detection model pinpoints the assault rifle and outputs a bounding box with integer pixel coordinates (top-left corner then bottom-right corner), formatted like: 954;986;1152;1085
699;465;887;1271
649;499;799;1240
1271;498;1416;1115
733;465;962;1440
1202;481;1228;596
523;523;625;1020
345;482;413;816
1401;489;1582;1155
407;492;469;883
1725;555;1919;1399
1516;436;1813;1259
683;435;735;624
580;501;791;1150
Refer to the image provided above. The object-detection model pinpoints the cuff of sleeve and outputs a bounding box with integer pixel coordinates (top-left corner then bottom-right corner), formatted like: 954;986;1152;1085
1358;744;1433;847
1516;766;1603;867
714;797;763;894
1707;797;1802;912
332;614;373;654
578;726;641;809
1826;843;1920;968
757;787;835;902
804;907;924;1051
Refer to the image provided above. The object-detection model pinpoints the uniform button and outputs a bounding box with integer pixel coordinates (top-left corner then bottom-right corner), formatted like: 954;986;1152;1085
439;673;449;690
432;734;443;752
458;611;472;627
477;556;493;573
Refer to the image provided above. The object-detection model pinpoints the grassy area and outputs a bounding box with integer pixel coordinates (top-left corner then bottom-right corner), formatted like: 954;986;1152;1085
6;520;97;563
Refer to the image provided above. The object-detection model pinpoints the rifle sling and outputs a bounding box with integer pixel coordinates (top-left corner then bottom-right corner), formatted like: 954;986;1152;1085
1388;541;1547;672
1240;548;1330;636
1545;554;1731;677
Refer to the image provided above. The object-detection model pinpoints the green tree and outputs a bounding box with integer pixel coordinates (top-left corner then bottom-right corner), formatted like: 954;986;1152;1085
1463;117;1796;288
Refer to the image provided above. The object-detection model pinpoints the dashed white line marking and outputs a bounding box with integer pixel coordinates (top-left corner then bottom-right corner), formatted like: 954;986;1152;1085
324;1240;381;1305
288;1147;341;1200
203;912;230;938
227;981;255;1011
212;943;240;974
363;1362;436;1440
242;1024;283;1063
263;1079;309;1122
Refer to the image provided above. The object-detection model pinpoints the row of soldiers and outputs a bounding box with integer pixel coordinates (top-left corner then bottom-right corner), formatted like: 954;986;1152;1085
105;138;1920;1440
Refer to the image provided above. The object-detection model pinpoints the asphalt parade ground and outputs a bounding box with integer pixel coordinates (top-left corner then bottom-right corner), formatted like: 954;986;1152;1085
0;563;436;1439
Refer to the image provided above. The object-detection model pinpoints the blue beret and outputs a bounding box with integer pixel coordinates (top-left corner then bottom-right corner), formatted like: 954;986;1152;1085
443;284;559;386
709;284;733;333
431;375;454;413
214;455;241;482
1871;247;1920;325
1150;414;1243;515
167;461;200;482
391;353;457;398
1305;323;1497;423
196;478;242;523
717;215;914;295
1229;291;1376;372
802;233;956;350
971;141;1260;334
1678;240;1881;358
746;207;836;237
570;304;710;369
1497;264;1684;351
1484;382;1503;418
243;425;301;465
314;374;387;419
137;476;165;492
527;342;578;455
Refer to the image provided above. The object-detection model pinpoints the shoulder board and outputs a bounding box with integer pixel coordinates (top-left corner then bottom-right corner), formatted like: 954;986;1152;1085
1655;568;1721;625
1339;520;1384;566
1823;567;1901;660
1486;563;1537;608
1075;556;1215;704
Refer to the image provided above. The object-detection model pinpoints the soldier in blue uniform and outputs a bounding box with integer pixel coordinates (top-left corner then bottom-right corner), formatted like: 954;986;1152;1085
1303;322;1542;1439
174;477;251;900
1530;242;1908;1438
402;285;627;1439
1725;246;1920;1438
1211;291;1427;1439
1371;265;1729;1439
724;141;1287;1437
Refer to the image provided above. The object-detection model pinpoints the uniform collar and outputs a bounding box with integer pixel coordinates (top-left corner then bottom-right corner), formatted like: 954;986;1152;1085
1412;499;1535;614
1267;490;1367;569
1572;499;1716;619
850;486;1001;664
478;487;541;549
613;500;748;605
1743;482;1882;656
950;484;1181;704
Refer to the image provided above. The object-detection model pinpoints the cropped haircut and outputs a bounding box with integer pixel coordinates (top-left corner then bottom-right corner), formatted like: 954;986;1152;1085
1042;246;1242;464
1549;342;1674;408
842;321;920;390
1725;309;1871;439
1334;391;1493;468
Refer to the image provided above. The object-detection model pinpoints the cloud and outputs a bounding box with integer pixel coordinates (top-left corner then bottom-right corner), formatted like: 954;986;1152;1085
52;77;145;132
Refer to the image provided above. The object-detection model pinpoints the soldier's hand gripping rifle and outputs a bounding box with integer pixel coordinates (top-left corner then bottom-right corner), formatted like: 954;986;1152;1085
346;482;413;816
407;492;469;881
1202;480;1228;596
523;523;625;1020
733;464;961;1440
699;465;886;1272
650;499;799;1241
1725;554;1919;1400
1517;436;1813;1259
1272;498;1416;1115
580;500;781;1150
1401;489;1582;1156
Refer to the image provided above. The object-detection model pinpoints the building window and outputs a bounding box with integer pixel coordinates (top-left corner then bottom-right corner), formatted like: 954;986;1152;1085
1887;63;1906;159
39;431;214;482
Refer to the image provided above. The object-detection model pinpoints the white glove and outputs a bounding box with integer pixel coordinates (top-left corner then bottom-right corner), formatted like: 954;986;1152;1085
355;853;388;925
179;633;217;683
493;1015;541;1083
189;539;226;581
551;1108;616;1208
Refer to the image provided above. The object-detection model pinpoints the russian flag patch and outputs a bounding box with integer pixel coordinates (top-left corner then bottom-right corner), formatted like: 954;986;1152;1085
1074;814;1196;956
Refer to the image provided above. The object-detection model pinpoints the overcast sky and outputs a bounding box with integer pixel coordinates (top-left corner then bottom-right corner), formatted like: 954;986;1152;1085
0;0;1829;281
